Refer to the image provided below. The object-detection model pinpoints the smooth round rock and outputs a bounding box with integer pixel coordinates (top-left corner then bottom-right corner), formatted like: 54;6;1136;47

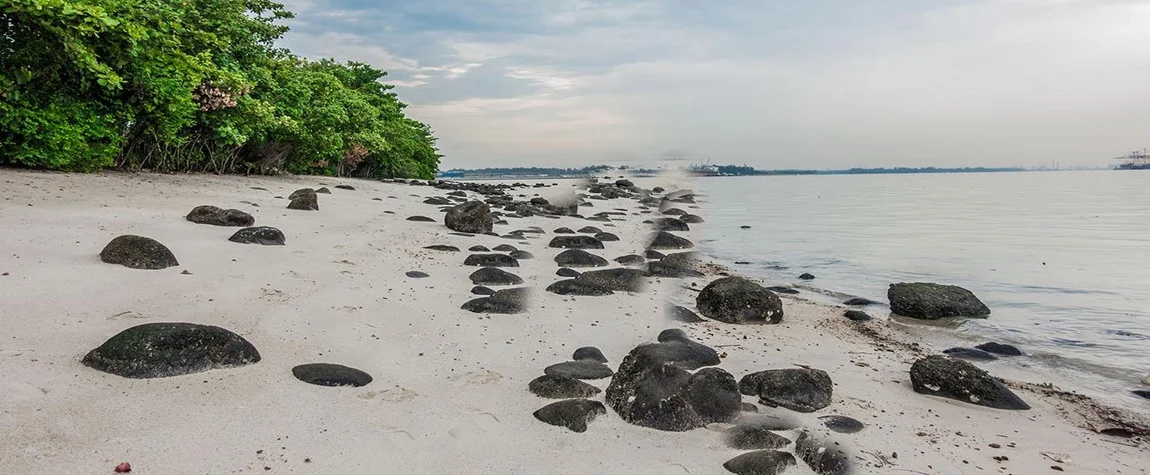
469;267;524;286
82;322;260;378
292;363;373;387
99;235;179;270
723;450;796;475
910;355;1030;410
614;254;646;267
492;244;517;252
405;271;430;278
471;285;495;296
593;232;620;242
227;227;285;245
469;245;490;252
556;268;581;278
555;249;609;268
573;347;608;363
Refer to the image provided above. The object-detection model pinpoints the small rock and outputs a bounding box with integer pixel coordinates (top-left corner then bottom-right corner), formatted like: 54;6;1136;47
228;227;285;245
614;255;646;267
292;363;372;387
725;424;793;450
667;305;705;323
889;282;991;319
795;431;853;475
842;297;876;306
287;189;318;210
593;232;619;242
577;226;602;234
575;268;647;292
741;225;751;229
509;250;535;260
910;355;1030;410
469;267;524;286
765;286;800;295
554;227;575;234
819;415;865;433
533;399;606;433
471;285;495;296
975;342;1024;356
469;245;490;252
1131;390;1150;400
798;273;815;280
315;187;331;194
424;245;461;252
843;310;871;322
554;249;609;268
647;231;693;250
548;235;605;249
115;462;132;473
529;375;601;398
546;279;614;296
722;450;796;475
445;201;493;234
556;268;581;278
406;216;436;222
572;347;608;363
696;277;784;324
741;368;833;413
334;184;355;190
492;244;517;252
405;271;430;278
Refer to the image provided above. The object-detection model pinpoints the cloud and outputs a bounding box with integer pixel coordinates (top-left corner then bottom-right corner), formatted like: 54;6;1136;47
276;0;1150;169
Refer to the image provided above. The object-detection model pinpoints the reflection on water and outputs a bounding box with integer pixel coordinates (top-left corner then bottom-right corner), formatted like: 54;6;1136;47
697;171;1150;410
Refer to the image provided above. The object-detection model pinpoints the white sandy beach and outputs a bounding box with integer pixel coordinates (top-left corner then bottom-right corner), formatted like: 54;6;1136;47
0;170;1145;474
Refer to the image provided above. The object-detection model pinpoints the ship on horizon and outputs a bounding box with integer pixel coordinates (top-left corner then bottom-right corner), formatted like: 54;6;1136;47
1114;149;1149;170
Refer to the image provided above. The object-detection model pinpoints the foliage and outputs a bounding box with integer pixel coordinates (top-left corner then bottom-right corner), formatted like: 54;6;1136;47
0;0;441;178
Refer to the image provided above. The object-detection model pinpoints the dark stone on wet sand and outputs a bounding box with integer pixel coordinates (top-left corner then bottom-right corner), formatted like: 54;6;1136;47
555;249;609;268
529;375;602;398
187;205;255;227
889;282;990;319
292;363;372;387
445;201;493;234
819;415;865;433
843;310;872;322
576;268;647;292
228;227;285;245
533;399;607;433
909;355;1030;410
647;231;693;250
976;342;1024;356
545;360;615;380
463;253;519;267
843;297;877;306
469;267;524;286
740;368;833;413
82;322;260;378
573;347;607;363
549;235;605;249
100;235;179;270
424;245;460;252
943;347;999;361
287;189;318;210
723;450;797;475
556;267;581;278
1133;390;1150;401
696;277;784;324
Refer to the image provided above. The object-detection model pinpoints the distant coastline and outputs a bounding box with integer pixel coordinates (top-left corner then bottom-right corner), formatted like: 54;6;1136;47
437;164;1100;180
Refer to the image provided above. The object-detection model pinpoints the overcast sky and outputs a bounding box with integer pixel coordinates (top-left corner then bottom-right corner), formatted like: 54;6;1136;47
278;0;1150;170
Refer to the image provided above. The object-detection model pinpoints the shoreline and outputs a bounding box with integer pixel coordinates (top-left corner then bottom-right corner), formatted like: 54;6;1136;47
0;169;1146;474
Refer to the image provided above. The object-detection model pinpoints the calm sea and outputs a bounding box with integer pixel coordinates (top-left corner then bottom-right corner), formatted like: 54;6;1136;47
693;171;1150;409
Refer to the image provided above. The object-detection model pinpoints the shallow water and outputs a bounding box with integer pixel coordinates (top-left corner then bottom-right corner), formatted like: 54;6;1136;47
694;171;1150;409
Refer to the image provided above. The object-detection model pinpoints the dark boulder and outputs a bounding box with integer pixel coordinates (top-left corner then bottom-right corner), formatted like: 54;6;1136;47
186;205;255;227
292;363;372;387
576;268;647;292
573;347;608;363
943;347;999;361
228;227;285;245
424;197;451;205
976;342;1023;356
469;267;524;286
554;249;609;268
843;310;872;322
722;450;797;475
647;260;705;278
492;244;517;252
533;399;607;433
556;268;581;278
888;282;991;319
529;375;602;398
544;360;615;380
799;273;815;280
622;363;702;431
315;187;331;194
554;227;575;234
647;231;693;250
680;214;705;224
287;189;318;210
445;201;493;234
469;245;490;252
471;285;495;296
463;253;519;267
509;250;535;260
741;368;833;413
577;226;602;234
593;232;619;242
662;208;687;215
667;305;705;323
651;218;690;232
82;322;260;378
684;367;742;424
696;277;784;324
461;288;528;314
645;249;665;259
99;235;179;270
1133;390;1150;401
819;415;865;433
614;254;646;267
909;355;1030;410
548;235;605;249
546;279;614;296
794;431;853;475
725;423;793;450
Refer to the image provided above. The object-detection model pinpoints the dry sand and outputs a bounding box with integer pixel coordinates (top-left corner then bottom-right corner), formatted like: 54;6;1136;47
0;170;1146;474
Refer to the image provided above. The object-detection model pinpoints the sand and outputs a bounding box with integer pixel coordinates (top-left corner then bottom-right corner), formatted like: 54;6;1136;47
0;169;1145;474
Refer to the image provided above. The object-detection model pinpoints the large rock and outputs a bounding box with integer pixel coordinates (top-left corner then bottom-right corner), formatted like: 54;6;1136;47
722;450;796;475
976;342;1023;356
99;235;179;270
554;249;609;268
614;254;646;267
287;188;318;210
725;423;793;450
460;289;529;314
533;399;607;433
740;368;833;413
528;375;601;398
548;235;605;249
228;226;285;245
469;267;524;286
909;355;1030;410
445;201;493;234
546;279;614;296
684;368;742;424
82;323;260;378
696;277;784;324
794;431;853;475
575;268;647;292
186;205;255;227
647;231;693;250
463;253;519;267
888;282;990;319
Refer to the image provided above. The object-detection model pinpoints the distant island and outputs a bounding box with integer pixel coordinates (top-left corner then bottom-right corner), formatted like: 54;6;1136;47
437;164;1041;179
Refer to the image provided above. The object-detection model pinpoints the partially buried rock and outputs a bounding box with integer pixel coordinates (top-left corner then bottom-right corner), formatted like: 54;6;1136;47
461;296;524;314
556;267;581;278
843;310;871;322
546;279;614;296
843;297;877;306
573;347;608;363
424;245;460;252
492;244;517;252
684;367;743;424
680;214;705;224
614;254;646;267
576;268;647;292
645;249;665;259
471;285;495;296
794;431;853;475
334;184;355;190
799;273;815;280
287;189;318;210
1133;390;1150;400
100;235;179;270
725;423;793;450
593;232;620;242
545;360;615;380
228;227;285;245
315;187;331;194
463;253;519;267
549;235;605;249
668;305;705;323
577;226;602;234
976;342;1023;356
888;282;990;319
740;368;833;413
469;267;524;286
533;399;606;433
651;218;690;232
528;375;602;398
405;271;430;278
696;277;784;324
407;215;436;222
186;205;255;227
445;201;493;234
647;260;705;278
942;347;998;361
723;450;796;475
909;355;1030;410
82;322;260;378
292;363;372;387
469;245;490;252
554;249;609;268
509;250;535;260
554;227;575;234
819;415;865;433
647;231;693;250
765;286;799;295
